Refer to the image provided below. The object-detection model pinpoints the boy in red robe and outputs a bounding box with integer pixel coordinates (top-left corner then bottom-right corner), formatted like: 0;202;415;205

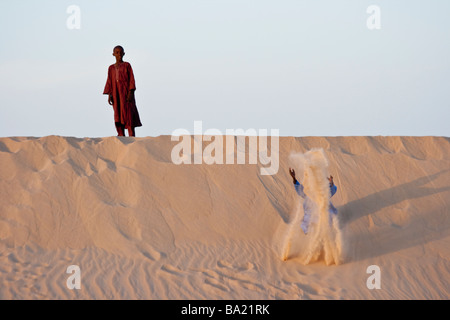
103;45;142;136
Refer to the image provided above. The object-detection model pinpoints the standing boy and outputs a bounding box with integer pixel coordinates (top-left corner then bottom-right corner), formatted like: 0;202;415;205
103;45;142;136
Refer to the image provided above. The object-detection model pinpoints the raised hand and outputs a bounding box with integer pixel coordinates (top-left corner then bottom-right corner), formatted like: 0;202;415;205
328;175;334;186
289;168;297;183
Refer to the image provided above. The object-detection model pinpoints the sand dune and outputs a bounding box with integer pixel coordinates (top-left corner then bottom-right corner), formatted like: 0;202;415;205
0;135;449;299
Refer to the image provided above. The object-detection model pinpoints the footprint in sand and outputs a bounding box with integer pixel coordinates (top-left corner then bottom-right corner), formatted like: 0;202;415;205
160;264;184;276
137;243;162;261
217;260;254;272
205;277;230;292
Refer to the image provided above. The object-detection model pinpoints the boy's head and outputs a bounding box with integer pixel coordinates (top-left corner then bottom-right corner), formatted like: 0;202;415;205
113;45;125;61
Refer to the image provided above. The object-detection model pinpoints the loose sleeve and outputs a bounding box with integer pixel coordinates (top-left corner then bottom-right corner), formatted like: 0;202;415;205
103;66;112;95
330;185;337;197
127;63;136;91
294;181;306;199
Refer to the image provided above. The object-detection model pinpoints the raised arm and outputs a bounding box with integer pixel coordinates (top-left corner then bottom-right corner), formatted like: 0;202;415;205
289;168;298;184
328;175;337;197
290;168;306;198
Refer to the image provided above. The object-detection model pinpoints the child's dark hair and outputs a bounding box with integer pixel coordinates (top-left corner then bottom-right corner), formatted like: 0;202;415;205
113;45;124;51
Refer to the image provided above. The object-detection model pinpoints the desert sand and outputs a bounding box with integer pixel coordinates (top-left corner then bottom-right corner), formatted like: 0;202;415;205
0;135;449;299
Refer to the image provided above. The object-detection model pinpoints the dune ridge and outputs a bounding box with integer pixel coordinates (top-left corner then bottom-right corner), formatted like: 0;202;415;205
0;135;449;299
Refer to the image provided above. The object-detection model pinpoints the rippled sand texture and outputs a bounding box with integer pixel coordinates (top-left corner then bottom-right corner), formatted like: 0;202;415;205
0;135;449;299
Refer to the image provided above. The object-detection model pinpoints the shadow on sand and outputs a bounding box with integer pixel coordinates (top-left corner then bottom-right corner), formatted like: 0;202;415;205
338;170;450;261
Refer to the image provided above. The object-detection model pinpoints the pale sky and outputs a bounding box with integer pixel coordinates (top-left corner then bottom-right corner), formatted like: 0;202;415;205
0;0;449;137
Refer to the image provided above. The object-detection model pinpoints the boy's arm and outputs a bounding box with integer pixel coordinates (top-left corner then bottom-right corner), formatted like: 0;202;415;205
103;67;114;105
328;175;337;197
330;184;337;197
290;168;305;198
294;180;306;198
126;63;136;102
127;63;136;91
108;94;114;106
103;66;113;95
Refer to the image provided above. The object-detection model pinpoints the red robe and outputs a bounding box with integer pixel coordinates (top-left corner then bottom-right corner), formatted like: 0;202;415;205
103;62;142;128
